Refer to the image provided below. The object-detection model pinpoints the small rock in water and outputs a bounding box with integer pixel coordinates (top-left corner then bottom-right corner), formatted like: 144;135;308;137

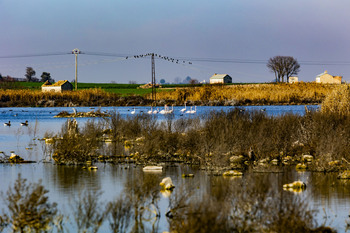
223;170;243;177
160;177;175;190
283;180;306;192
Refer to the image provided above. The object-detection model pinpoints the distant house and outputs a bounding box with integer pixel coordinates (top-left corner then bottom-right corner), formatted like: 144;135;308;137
209;74;232;84
289;76;299;84
42;80;73;93
316;71;342;84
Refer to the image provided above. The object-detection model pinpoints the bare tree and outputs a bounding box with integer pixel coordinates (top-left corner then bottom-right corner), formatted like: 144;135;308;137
267;56;300;83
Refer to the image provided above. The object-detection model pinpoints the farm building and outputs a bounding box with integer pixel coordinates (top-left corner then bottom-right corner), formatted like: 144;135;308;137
209;74;232;84
42;80;73;93
315;71;342;84
289;76;299;83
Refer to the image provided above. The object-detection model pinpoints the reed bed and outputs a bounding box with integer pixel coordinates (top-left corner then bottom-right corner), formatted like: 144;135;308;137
321;84;350;115
0;83;339;107
0;89;152;107
154;83;336;105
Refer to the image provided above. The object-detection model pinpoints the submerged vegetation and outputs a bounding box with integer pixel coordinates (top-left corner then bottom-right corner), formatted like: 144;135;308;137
0;172;336;232
44;106;350;174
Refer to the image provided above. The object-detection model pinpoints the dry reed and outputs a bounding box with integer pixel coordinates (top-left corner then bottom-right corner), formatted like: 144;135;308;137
321;84;350;115
0;89;151;107
154;83;336;105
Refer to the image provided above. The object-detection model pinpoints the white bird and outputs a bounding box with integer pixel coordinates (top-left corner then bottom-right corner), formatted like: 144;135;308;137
153;108;159;114
147;107;153;114
186;106;197;114
21;120;28;126
168;104;174;114
160;104;174;114
131;107;136;114
4;121;11;126
72;108;77;115
180;102;187;113
159;105;168;114
192;106;197;114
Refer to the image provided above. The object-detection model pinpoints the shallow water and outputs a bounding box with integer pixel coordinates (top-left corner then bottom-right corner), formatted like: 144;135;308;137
1;105;349;232
0;164;349;232
0;105;318;160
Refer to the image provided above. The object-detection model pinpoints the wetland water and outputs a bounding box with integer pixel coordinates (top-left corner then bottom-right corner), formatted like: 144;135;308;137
1;105;349;232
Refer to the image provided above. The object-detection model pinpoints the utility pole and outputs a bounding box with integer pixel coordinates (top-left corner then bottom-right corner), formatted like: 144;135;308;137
151;53;156;104
72;48;81;90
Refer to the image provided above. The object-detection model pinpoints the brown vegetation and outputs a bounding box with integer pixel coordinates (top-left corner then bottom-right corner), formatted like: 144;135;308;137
166;176;333;233
0;174;58;232
0;89;152;107
45;108;350;173
154;83;335;105
0;83;339;107
321;84;350;115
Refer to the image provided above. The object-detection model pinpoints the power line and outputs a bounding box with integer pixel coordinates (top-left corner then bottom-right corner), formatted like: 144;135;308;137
0;52;69;59
83;51;131;57
2;51;350;66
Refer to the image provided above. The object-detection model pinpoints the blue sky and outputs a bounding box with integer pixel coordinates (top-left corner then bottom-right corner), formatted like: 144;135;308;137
1;0;350;83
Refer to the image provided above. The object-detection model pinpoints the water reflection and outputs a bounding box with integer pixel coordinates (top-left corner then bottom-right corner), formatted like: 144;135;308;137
44;164;101;196
0;164;348;232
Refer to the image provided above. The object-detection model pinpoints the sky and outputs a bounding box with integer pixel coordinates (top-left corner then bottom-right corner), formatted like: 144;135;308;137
1;0;350;84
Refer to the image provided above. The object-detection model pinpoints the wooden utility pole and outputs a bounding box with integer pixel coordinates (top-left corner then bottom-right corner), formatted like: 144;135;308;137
151;53;156;104
72;48;81;90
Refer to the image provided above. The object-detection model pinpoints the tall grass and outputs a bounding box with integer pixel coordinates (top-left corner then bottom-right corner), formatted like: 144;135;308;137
321;84;350;115
0;82;339;107
0;89;153;107
153;83;336;105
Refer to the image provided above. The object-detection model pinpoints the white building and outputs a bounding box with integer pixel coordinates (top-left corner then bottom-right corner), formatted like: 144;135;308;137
209;74;232;84
289;76;299;83
316;71;342;84
42;80;73;93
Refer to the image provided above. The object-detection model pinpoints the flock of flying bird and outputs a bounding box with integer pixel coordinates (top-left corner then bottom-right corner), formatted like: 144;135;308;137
126;53;193;65
130;103;197;115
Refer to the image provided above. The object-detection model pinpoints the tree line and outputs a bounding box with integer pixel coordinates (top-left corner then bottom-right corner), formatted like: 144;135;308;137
1;56;300;84
0;67;54;83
